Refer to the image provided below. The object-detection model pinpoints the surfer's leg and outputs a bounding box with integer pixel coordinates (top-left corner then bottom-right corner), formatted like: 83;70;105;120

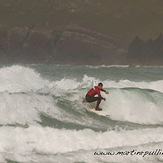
95;98;102;111
86;94;102;111
85;94;98;102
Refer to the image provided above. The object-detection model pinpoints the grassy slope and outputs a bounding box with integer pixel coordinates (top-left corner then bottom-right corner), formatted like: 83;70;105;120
0;0;163;46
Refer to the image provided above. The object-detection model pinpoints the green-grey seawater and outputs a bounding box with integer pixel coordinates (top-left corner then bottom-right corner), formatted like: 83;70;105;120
0;64;163;163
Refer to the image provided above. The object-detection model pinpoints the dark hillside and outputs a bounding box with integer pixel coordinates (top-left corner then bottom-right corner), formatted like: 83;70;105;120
0;0;162;65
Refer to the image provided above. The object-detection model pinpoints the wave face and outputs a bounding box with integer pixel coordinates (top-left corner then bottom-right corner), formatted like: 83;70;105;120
0;64;163;163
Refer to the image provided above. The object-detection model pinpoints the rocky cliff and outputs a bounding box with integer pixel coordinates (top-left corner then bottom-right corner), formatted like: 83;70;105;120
126;34;163;65
0;0;162;65
0;25;125;64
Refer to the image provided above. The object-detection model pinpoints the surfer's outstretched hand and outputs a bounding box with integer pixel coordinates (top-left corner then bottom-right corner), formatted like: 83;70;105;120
105;91;109;94
103;98;106;101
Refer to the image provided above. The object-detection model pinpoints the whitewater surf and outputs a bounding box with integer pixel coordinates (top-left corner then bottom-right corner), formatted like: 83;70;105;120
0;64;163;163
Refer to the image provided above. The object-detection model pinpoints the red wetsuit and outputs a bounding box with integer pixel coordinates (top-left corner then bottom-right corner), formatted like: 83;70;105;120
87;86;106;100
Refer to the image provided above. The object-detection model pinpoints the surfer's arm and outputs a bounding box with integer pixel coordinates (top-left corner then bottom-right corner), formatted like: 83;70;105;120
101;89;109;94
97;91;105;100
101;89;106;92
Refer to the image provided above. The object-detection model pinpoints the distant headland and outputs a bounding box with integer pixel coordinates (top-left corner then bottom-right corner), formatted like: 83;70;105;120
0;0;162;66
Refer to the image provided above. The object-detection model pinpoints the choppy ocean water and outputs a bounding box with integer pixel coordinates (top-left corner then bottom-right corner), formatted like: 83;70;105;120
0;64;163;163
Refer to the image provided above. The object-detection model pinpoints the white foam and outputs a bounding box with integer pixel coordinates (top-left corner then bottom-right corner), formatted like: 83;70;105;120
103;79;163;93
101;88;163;124
86;64;129;69
0;65;50;92
0;65;162;93
0;126;163;162
51;75;163;93
0;92;61;125
54;78;80;91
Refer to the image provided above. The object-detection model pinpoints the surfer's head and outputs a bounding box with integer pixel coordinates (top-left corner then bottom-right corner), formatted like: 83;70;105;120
98;83;103;89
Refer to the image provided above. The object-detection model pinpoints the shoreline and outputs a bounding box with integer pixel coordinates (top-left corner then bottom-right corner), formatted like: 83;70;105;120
0;62;162;67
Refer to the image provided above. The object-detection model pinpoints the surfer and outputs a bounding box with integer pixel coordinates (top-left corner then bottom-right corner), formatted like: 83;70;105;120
85;83;109;111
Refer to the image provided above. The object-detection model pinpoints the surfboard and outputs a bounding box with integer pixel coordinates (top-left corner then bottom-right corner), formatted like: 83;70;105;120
86;107;109;117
